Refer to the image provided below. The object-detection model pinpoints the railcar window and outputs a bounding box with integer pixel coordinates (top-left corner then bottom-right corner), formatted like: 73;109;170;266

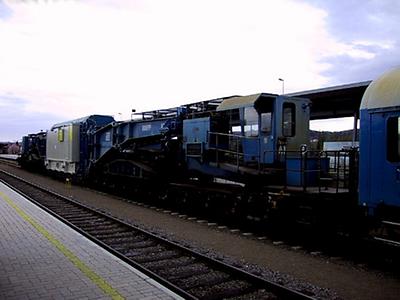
105;132;111;142
282;102;295;137
232;126;242;134
58;129;64;142
229;109;240;123
387;116;400;162
261;112;272;135
244;107;259;137
228;109;241;135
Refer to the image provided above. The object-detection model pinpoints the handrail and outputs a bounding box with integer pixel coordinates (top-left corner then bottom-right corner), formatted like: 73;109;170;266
205;131;358;192
208;131;259;140
261;148;358;191
208;131;261;170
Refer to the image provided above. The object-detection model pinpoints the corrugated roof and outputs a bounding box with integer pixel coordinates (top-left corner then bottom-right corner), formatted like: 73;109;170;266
216;94;261;111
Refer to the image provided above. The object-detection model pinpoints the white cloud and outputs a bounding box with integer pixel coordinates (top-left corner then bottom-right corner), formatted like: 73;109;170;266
310;117;355;132
353;39;395;51
0;0;384;138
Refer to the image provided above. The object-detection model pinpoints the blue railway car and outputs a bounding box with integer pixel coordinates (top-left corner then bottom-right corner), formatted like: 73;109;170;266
91;115;178;179
359;67;400;220
183;93;317;186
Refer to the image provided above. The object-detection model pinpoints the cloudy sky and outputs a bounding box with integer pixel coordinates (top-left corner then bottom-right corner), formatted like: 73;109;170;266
0;0;399;141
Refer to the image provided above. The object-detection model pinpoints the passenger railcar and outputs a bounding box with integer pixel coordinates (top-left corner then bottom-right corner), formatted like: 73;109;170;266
359;67;400;221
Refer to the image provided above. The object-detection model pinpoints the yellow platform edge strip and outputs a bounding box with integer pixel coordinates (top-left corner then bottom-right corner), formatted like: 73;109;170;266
0;190;125;300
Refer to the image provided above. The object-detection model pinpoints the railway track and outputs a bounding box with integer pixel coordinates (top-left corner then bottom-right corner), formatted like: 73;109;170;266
0;170;314;300
0;157;19;167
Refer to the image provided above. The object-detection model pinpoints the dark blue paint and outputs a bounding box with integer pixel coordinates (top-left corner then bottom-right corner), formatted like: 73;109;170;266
359;107;400;215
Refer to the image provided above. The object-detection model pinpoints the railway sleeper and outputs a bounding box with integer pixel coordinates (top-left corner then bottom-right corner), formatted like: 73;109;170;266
40;205;83;213
46;211;98;220
66;208;93;213
34;198;75;205
122;245;166;256
77;223;120;231
28;189;44;198
188;279;253;300
142;256;196;271
129;250;180;263
65;216;107;223
120;239;156;249
156;263;210;280
111;240;156;252
99;235;147;246
85;227;130;235
69;219;113;227
94;231;136;239
225;289;278;300
57;213;97;220
172;270;230;290
40;203;79;209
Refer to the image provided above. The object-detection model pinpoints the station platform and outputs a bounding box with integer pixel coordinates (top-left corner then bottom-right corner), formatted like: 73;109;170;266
0;154;18;160
0;182;182;300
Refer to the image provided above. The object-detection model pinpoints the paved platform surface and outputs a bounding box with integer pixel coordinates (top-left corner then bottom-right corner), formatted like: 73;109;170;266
0;181;182;300
0;154;18;160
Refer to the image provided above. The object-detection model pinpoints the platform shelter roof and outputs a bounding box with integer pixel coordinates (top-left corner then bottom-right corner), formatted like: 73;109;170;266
288;81;371;120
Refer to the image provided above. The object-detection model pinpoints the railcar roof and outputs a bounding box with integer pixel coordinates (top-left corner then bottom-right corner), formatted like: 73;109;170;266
51;115;114;129
216;93;307;111
216;93;263;111
361;67;400;110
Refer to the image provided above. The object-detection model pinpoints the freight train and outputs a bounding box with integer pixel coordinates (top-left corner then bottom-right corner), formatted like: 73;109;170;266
18;67;400;243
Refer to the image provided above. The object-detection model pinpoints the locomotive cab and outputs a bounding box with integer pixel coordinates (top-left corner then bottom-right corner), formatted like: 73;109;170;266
183;93;313;186
215;93;311;166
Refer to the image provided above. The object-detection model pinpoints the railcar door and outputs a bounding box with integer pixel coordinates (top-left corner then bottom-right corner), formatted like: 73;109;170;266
242;107;260;163
255;97;275;165
369;113;400;209
259;110;275;164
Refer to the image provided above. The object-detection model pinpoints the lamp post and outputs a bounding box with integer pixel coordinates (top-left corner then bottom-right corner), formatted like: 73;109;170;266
278;78;284;94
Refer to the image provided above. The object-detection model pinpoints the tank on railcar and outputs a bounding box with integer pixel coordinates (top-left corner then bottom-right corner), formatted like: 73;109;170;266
45;115;115;180
18;131;47;170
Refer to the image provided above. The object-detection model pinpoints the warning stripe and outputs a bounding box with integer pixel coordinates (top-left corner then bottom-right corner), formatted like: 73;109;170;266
0;190;125;300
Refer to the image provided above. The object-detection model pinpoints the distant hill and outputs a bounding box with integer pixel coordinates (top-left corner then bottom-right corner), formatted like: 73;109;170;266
309;129;357;150
310;129;356;142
